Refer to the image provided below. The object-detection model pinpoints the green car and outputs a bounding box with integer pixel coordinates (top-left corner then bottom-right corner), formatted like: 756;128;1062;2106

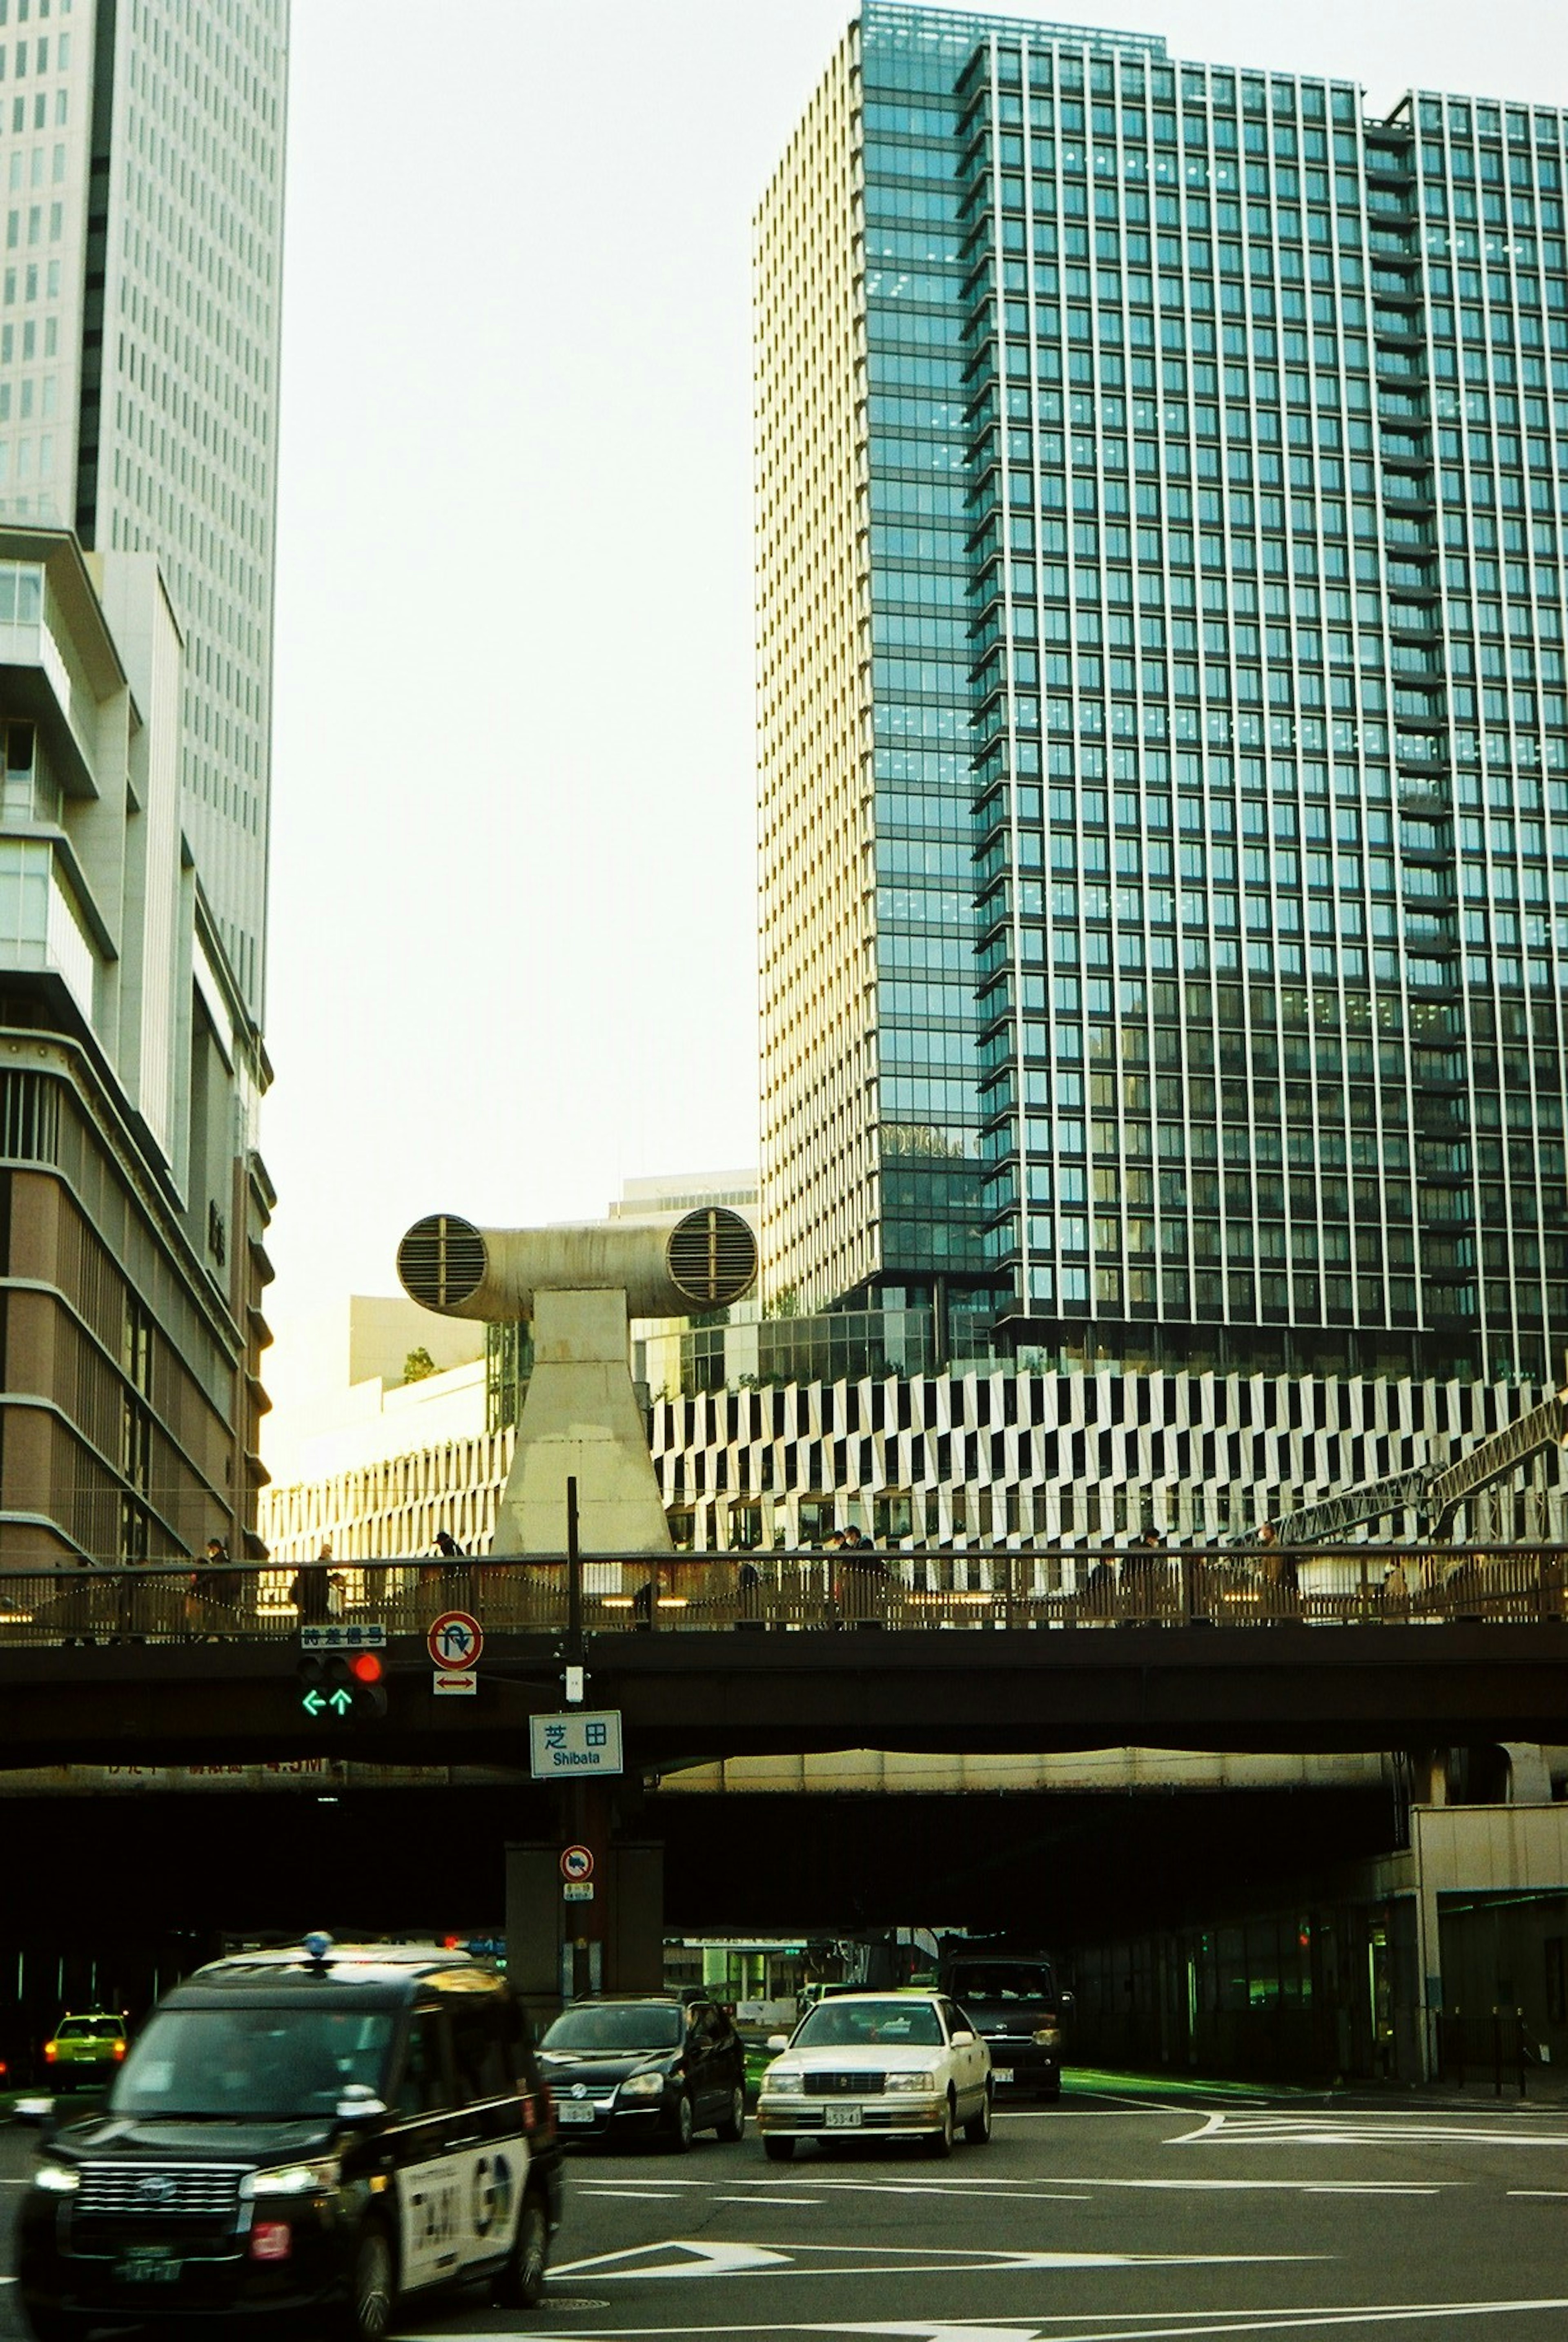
42;2011;128;2091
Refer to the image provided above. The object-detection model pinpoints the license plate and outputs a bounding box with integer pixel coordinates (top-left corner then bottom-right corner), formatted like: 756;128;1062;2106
115;2248;181;2286
992;2067;1014;2084
557;2101;597;2124
824;2105;862;2128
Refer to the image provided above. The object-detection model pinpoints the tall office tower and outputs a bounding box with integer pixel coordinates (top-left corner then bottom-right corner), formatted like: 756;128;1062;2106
757;1;1568;1381
0;0;288;1015
0;1;286;1565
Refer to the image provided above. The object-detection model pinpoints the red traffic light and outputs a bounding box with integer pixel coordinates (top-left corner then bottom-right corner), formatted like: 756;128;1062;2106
349;1651;384;1685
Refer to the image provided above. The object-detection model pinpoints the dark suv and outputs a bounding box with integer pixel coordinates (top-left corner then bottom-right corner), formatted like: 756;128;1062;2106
942;1954;1069;2099
537;1994;746;2150
15;1935;562;2341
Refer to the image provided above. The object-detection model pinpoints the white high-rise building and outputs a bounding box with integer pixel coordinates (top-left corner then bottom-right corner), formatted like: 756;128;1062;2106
0;0;288;1018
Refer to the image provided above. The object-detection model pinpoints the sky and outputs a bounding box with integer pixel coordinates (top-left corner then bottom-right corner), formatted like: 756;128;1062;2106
261;0;1568;1375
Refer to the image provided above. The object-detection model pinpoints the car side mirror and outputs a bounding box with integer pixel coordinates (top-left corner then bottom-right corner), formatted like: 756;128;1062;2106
14;2095;56;2132
766;2033;789;2053
951;2028;976;2047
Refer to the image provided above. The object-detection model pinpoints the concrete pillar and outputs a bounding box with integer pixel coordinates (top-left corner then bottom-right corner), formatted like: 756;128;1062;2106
1503;1744;1553;1804
504;1827;665;2024
492;1288;671;1556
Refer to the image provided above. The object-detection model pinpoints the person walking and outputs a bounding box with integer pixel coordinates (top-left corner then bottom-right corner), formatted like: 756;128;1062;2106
205;1536;243;1621
837;1523;890;1629
1257;1521;1300;1620
290;1540;336;1627
183;1541;213;1641
735;1552;766;1631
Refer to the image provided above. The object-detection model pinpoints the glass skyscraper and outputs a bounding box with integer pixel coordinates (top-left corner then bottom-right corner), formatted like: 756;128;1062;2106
0;1;286;1565
0;0;288;1017
757;1;1568;1382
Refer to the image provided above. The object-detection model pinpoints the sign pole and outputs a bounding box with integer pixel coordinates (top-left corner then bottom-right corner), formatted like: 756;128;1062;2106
565;1773;611;2001
565;1474;584;1677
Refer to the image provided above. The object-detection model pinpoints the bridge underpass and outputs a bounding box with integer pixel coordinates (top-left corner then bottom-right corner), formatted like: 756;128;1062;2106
5;1551;1566;2089
0;1761;1403;2085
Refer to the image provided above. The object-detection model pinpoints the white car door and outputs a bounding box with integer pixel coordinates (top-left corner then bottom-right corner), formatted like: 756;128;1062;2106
942;1999;987;2114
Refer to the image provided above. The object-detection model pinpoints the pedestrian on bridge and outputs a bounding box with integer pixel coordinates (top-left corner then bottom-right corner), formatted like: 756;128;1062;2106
1257;1521;1301;1620
836;1524;890;1630
290;1541;337;1627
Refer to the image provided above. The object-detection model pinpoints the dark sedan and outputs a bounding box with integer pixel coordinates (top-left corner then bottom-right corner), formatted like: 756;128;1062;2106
537;1995;746;2151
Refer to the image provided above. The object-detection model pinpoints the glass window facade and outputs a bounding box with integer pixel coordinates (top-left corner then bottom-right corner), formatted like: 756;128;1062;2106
757;3;1568;1380
0;0;287;1019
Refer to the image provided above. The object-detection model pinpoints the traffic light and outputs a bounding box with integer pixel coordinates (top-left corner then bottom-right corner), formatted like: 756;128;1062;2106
296;1650;388;1722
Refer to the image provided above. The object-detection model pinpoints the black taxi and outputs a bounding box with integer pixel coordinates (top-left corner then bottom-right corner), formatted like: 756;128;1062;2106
15;1934;562;2340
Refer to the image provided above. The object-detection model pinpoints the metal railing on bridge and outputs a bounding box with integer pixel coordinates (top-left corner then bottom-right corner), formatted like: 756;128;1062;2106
0;1543;1562;1646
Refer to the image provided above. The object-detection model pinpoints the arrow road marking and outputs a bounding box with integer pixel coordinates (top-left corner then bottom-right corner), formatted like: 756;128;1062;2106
547;2237;1325;2284
551;2240;794;2282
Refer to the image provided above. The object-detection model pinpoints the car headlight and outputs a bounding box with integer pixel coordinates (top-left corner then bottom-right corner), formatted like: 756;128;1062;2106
885;2071;937;2094
617;2072;667;2100
763;2067;803;2095
33;2163;80;2194
1032;2026;1062;2048
243;2159;340;2198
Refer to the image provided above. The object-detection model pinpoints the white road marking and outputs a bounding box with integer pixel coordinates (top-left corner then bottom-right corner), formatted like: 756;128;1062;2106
583;2190;688;2202
547;2236;1325;2285
401;2297;1568;2341
1176;2110;1568;2149
713;2193;824;2206
554;2240;794;2281
621;2175;1440;2200
1507;2188;1568;2197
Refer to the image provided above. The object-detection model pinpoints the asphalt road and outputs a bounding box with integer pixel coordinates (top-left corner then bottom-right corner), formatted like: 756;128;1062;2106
4;2072;1568;2340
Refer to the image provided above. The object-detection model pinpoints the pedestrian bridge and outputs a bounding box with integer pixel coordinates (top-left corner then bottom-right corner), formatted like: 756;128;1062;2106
0;1546;1564;1771
2;1541;1560;1640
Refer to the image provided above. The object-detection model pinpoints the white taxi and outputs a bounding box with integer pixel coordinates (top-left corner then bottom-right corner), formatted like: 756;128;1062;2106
756;1990;991;2159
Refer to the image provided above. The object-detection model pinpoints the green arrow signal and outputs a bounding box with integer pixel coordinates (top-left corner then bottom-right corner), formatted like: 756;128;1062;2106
328;1687;353;1717
301;1689;327;1718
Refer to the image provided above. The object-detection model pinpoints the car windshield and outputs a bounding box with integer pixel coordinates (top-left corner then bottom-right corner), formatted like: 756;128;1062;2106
542;2004;684;2053
950;1964;1054;2001
56;2017;123;2040
111;2005;394;2119
792;1999;943;2049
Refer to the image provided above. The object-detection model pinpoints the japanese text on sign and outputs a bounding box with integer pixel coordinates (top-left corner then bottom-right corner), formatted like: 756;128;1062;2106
528;1709;624;1780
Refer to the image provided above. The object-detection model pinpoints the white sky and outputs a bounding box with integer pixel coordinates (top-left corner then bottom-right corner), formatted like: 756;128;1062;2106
262;0;1568;1366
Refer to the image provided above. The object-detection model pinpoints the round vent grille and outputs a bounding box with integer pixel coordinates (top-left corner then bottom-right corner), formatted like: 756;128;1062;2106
396;1214;488;1310
665;1207;758;1308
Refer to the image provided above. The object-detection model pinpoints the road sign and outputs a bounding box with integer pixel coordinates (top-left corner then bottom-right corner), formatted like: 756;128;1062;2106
427;1611;483;1669
563;1882;595;1903
301;1623;386;1651
560;1844;595;1884
432;1669;477;1697
528;1709;624;1780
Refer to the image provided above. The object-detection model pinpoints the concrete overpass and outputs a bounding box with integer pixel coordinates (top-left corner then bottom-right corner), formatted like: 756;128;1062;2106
1;1610;1566;1771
